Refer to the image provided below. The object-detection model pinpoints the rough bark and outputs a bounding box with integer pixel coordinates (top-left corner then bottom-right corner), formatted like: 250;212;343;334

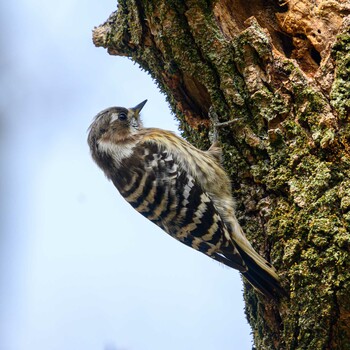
92;1;350;349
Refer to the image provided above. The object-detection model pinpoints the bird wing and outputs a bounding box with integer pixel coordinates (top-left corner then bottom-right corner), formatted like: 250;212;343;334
110;137;247;272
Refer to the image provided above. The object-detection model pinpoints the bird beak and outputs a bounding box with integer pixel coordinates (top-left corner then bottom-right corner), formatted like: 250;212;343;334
131;100;148;114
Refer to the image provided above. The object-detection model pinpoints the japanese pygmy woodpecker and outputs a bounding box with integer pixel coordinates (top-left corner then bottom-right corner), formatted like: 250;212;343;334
88;100;283;298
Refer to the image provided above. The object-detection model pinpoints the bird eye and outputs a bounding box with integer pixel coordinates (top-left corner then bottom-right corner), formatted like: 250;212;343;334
118;112;127;121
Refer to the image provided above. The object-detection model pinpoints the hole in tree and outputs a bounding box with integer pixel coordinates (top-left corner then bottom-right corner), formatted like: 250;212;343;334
277;0;289;12
310;46;321;65
276;31;294;58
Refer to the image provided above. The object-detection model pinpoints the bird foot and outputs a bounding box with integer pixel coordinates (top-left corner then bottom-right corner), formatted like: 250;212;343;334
208;106;241;143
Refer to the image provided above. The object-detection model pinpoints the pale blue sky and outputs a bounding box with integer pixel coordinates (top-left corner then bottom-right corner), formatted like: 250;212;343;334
0;1;252;349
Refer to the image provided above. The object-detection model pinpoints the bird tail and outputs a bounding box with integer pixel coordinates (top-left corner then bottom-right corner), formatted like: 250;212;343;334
234;244;285;298
223;220;286;298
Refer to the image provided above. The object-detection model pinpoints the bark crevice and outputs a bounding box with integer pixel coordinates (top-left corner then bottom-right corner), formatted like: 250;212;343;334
93;1;350;348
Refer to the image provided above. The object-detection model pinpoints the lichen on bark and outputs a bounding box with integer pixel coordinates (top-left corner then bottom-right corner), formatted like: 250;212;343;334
92;1;350;349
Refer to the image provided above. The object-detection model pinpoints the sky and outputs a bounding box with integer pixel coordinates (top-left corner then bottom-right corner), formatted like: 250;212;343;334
0;1;252;349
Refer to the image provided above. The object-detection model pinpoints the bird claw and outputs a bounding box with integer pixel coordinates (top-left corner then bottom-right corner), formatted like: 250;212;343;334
208;106;242;143
208;106;220;143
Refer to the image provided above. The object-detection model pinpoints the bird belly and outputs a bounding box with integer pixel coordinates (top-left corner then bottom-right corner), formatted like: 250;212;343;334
117;168;225;256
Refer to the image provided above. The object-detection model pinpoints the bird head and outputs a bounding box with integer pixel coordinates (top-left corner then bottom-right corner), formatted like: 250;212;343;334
88;100;147;147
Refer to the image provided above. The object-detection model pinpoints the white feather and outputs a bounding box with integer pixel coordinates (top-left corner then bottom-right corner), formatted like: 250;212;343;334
97;140;135;165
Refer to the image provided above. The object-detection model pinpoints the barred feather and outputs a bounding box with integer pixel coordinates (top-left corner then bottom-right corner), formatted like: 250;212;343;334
88;101;284;298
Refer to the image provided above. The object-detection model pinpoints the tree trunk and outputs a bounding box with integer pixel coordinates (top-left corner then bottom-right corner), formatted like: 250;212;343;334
92;1;350;349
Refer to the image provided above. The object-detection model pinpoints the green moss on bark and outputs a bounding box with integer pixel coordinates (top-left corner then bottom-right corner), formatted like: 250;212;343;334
331;31;350;119
93;2;350;348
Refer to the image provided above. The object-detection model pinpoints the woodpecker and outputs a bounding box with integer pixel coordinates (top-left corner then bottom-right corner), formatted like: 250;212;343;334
88;100;283;298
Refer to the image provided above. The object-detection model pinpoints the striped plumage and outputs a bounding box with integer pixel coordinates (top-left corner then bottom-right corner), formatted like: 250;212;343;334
88;100;283;298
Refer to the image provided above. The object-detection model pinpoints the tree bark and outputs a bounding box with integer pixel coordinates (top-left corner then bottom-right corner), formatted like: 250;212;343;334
92;1;350;349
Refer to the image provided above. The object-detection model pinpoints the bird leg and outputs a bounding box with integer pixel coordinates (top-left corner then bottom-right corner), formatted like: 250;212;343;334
208;106;242;143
